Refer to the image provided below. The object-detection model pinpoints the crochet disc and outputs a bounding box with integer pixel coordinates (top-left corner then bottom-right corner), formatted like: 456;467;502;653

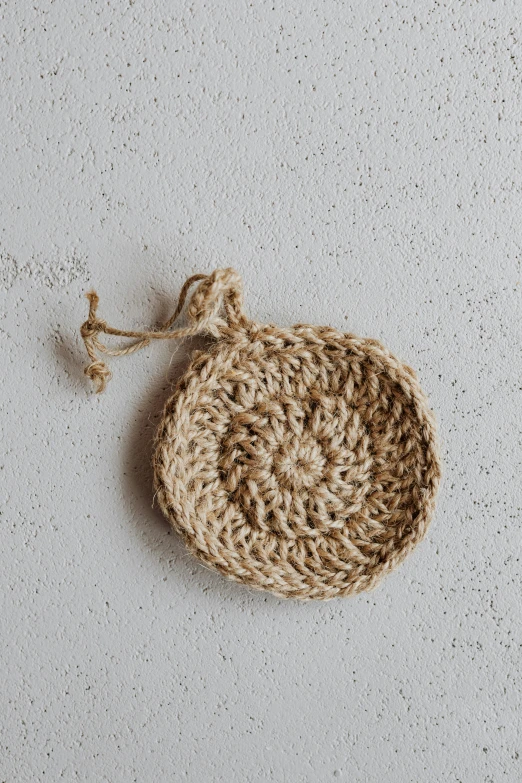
153;321;440;600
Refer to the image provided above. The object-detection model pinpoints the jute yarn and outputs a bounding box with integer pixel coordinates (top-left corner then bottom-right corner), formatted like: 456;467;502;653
81;268;441;600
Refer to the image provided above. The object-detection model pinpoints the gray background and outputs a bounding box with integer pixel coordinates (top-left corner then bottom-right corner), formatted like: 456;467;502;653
1;1;521;781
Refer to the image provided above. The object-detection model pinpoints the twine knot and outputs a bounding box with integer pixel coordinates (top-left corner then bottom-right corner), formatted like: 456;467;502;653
80;317;107;340
85;360;112;393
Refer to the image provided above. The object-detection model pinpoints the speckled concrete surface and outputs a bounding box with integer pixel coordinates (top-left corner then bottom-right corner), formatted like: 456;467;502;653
1;1;521;781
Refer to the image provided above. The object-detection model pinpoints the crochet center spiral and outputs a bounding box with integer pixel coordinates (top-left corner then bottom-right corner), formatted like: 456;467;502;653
82;268;441;600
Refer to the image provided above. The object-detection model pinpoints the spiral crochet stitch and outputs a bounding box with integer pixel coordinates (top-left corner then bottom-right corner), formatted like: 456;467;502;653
81;267;441;600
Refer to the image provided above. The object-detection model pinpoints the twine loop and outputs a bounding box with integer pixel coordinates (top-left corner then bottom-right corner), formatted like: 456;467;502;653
186;267;245;328
80;268;246;393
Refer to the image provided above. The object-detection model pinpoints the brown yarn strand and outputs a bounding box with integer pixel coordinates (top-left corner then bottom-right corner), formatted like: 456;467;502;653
81;267;441;600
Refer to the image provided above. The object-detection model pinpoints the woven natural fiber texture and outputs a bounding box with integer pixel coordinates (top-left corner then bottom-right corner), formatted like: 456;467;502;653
81;267;441;600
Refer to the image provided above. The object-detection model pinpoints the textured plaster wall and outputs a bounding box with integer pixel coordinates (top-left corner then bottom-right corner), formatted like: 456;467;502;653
1;1;521;781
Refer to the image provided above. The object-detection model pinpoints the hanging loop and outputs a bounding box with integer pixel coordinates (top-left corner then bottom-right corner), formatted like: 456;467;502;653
80;267;247;393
